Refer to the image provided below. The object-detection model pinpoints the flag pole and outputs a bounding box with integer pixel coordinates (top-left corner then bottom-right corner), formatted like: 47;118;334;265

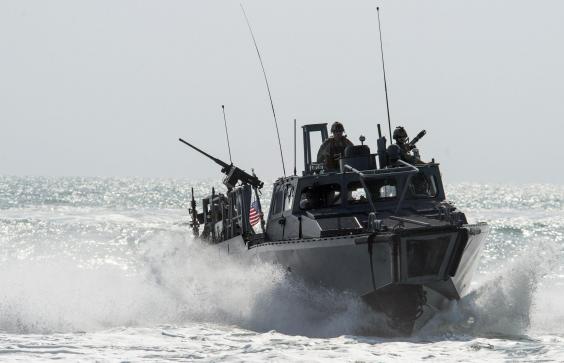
252;169;266;234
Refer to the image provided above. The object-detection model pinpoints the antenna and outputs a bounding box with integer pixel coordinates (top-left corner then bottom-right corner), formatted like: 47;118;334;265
240;4;286;177
221;105;233;164
293;118;297;176
376;7;393;142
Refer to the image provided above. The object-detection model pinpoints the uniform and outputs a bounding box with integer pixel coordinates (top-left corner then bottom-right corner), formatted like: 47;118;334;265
393;126;423;164
317;136;354;171
396;142;421;164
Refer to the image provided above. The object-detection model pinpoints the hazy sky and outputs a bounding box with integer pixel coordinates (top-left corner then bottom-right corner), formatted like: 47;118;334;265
1;0;563;183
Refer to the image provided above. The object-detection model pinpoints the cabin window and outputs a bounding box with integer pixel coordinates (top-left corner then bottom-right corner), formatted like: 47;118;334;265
365;178;397;201
299;183;341;210
271;186;285;215
231;192;240;217
347;182;368;205
309;131;324;160
213;195;228;221
409;173;438;198
284;184;295;211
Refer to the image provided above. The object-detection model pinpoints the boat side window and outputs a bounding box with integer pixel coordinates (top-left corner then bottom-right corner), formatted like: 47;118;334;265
271;186;285;215
284;184;295;211
409;173;438;198
347;182;368;205
299;183;342;210
365;178;397;201
231;193;240;217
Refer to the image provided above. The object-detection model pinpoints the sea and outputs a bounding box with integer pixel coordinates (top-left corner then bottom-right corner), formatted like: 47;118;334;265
0;176;562;362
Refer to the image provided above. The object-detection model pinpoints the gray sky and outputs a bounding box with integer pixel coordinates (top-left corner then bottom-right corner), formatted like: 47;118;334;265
1;0;563;183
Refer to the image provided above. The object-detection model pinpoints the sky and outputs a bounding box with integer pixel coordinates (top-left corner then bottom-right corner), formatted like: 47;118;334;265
1;0;563;183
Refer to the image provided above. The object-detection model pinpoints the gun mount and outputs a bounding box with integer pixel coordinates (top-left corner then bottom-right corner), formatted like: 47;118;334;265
179;138;264;190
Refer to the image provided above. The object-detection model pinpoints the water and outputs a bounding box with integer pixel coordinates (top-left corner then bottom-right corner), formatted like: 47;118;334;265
0;176;563;361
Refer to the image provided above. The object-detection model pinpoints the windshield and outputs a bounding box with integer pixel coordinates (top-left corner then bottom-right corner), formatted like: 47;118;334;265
347;182;368;205
299;184;342;210
364;177;397;203
409;172;438;198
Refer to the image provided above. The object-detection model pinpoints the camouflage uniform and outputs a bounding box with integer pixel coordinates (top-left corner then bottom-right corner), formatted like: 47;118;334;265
393;126;423;165
396;142;421;164
317;136;354;171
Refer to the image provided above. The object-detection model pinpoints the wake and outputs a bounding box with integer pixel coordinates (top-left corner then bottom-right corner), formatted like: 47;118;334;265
0;227;561;338
419;238;562;337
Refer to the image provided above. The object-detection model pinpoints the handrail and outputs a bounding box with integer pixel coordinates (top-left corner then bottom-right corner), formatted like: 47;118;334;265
388;215;431;227
344;160;419;215
393;160;419;214
357;160;419;178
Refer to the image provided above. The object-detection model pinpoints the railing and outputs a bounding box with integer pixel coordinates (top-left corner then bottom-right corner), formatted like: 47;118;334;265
344;160;420;214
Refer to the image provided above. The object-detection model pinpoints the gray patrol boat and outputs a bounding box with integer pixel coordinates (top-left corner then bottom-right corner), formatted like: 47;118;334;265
179;123;488;334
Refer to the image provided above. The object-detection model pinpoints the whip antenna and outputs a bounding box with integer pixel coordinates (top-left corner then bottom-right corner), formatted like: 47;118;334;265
293;118;297;176
376;7;393;142
221;105;233;164
240;4;286;176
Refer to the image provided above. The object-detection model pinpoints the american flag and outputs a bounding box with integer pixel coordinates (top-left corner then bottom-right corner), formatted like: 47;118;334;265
249;199;261;227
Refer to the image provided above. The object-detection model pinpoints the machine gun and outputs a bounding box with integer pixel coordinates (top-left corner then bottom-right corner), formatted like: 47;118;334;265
189;187;200;237
179;138;264;190
407;130;426;150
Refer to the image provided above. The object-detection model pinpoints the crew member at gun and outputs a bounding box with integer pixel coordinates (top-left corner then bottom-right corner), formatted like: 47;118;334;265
393;126;425;164
317;121;354;171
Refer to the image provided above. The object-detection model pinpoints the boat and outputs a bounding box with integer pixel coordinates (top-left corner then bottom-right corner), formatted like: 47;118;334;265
178;122;489;335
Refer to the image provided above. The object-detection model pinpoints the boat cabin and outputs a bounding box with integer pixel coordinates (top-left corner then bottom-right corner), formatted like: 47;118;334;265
193;122;455;245
264;123;448;241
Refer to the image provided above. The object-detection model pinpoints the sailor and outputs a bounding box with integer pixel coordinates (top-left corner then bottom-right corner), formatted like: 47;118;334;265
393;126;422;164
317;121;354;171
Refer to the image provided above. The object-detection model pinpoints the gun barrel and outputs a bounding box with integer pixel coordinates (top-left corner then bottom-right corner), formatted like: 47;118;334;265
409;130;426;147
179;137;264;189
179;138;230;169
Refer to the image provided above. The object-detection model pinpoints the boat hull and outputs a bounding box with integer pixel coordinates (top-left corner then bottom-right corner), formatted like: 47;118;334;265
216;223;489;333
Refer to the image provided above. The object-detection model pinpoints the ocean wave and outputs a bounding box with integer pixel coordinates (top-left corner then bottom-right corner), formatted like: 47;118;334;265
0;177;562;342
420;238;562;337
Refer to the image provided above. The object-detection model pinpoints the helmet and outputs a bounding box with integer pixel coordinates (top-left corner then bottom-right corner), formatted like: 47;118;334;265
393;126;408;142
331;121;345;133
